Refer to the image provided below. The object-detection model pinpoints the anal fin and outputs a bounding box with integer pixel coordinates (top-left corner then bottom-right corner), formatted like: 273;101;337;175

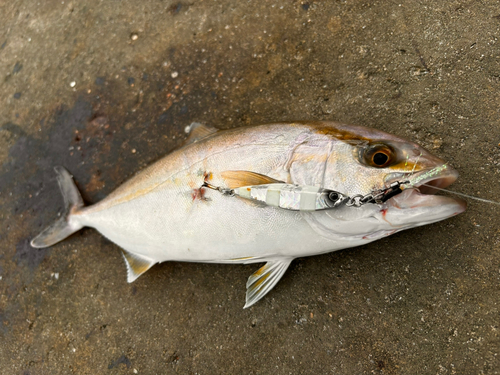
121;250;156;283
244;258;292;308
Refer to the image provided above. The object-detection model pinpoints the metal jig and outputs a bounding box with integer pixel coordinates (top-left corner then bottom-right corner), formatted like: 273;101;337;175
203;179;409;211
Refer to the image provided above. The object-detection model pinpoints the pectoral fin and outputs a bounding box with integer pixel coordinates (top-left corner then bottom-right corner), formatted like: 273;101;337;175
244;258;292;308
121;250;156;283
221;170;284;189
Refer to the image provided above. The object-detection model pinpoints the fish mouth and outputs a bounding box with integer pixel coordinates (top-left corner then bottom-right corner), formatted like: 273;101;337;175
407;165;459;194
383;165;467;213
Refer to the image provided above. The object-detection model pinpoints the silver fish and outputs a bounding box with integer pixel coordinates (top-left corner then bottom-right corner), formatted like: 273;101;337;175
31;121;466;308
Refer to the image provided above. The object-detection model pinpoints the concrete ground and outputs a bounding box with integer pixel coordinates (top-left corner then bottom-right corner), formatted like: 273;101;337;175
1;1;500;374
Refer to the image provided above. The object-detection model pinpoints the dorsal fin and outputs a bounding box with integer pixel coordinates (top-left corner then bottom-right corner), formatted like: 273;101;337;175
183;122;218;145
221;170;284;189
121;250;156;283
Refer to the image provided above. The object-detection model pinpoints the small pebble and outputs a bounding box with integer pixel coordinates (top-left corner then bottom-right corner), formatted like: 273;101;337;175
171;71;179;78
70;81;76;87
131;149;136;154
130;32;139;41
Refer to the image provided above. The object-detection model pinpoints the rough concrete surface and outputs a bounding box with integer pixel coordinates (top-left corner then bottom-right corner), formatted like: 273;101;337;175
1;0;500;374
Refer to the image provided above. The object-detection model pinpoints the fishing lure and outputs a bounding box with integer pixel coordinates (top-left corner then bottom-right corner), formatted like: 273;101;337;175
232;183;347;211
205;172;408;211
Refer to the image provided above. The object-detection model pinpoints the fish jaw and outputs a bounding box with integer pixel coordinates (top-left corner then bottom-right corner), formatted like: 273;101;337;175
381;165;467;229
382;189;466;229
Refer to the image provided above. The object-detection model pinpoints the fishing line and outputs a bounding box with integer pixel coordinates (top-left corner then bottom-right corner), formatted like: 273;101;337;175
409;152;422;177
421;183;500;206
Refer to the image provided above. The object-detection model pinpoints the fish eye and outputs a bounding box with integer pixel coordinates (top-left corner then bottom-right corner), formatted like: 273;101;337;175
373;152;389;166
363;144;395;168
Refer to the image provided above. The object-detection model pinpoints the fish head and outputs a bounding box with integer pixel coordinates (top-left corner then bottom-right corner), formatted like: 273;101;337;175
296;123;466;240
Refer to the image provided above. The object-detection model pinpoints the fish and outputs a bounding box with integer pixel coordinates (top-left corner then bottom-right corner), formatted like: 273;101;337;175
31;121;466;308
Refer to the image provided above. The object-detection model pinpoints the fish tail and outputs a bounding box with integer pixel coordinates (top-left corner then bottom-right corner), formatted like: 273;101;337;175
31;166;84;248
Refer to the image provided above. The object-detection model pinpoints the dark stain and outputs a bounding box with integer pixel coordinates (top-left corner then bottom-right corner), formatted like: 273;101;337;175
0;310;12;335
0;41;6;49
13;92;21;99
0;99;95;281
302;3;310;11
13;62;23;74
84;330;93;340
167;46;176;60
157;110;173;125
94;76;105;86
412;43;429;71
14;239;49;272
168;3;183;14
1;98;93;210
0;36;238;299
391;91;402;99
108;355;131;369
1;122;27;138
372;354;398;374
127;77;135;86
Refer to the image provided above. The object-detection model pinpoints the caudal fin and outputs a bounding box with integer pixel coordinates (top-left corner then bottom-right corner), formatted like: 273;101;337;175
31;166;84;248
